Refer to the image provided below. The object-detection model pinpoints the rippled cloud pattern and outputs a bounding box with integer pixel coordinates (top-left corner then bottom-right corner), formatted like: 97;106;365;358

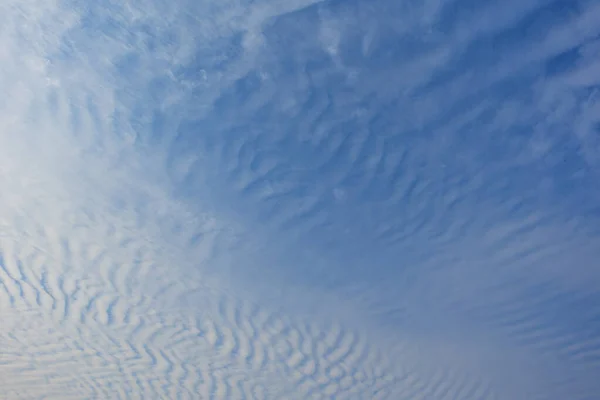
1;0;600;399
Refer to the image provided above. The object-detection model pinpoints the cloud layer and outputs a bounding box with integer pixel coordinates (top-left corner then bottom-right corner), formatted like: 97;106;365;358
1;0;600;399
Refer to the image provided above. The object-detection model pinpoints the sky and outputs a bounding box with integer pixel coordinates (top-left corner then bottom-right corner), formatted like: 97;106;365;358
1;0;600;399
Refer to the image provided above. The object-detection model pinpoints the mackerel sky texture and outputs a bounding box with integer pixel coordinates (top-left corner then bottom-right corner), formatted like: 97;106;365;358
1;0;600;399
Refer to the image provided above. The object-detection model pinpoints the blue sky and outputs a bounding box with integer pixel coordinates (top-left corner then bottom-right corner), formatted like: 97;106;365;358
1;0;600;398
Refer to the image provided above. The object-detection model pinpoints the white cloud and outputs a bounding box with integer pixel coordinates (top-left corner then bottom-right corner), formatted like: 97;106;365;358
2;0;600;399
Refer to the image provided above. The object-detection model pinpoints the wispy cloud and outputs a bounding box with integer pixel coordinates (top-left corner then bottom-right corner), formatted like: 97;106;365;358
1;0;600;399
